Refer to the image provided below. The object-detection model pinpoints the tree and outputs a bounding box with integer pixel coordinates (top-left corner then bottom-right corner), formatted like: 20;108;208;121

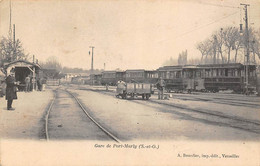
178;50;188;65
222;27;240;63
214;28;225;63
40;56;62;71
196;39;213;64
249;28;260;63
162;57;178;66
0;36;26;67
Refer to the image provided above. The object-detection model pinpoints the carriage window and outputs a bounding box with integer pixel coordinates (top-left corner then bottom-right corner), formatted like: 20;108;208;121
183;71;187;78
234;69;238;76
205;69;210;77
241;70;245;77
212;69;217;77
225;69;228;76
166;71;170;79
196;71;201;78
201;70;205;77
228;69;232;77
176;71;181;78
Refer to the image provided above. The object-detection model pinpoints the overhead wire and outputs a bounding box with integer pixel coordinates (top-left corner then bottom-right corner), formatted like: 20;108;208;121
158;11;240;44
198;2;240;9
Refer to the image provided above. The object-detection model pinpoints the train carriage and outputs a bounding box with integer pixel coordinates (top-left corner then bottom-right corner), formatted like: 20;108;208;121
197;63;257;93
95;63;257;94
101;71;116;86
101;71;125;86
125;69;158;84
157;65;185;92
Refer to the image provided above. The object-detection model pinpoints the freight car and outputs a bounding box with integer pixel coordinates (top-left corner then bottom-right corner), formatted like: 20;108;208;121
116;82;153;100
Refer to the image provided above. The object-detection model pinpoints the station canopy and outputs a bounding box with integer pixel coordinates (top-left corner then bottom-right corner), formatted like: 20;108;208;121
4;60;41;74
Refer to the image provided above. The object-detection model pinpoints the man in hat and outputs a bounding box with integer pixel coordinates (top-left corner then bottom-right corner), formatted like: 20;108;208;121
156;77;165;100
5;68;19;110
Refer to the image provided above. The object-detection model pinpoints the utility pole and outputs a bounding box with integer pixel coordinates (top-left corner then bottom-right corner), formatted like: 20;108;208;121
213;35;217;64
8;0;12;38
89;46;95;86
240;3;250;94
13;24;16;61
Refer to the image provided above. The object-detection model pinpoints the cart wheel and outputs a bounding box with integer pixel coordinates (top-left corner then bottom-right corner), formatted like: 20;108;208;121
145;94;150;100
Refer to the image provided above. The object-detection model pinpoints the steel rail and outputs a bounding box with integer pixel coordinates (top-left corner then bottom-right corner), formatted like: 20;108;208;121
66;89;121;143
45;90;57;141
83;88;260;132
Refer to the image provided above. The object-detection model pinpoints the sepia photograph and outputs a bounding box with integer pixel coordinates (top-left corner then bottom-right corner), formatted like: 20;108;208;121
0;0;260;165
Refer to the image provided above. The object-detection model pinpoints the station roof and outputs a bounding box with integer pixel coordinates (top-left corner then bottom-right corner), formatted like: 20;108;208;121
4;60;41;69
102;70;117;74
125;69;145;72
197;63;244;69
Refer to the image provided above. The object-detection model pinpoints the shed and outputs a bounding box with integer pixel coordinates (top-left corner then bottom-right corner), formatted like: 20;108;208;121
4;60;42;91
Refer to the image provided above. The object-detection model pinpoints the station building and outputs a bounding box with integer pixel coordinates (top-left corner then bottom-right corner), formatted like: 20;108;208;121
4;60;42;91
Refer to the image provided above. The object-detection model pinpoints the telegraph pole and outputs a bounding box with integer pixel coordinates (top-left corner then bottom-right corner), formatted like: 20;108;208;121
89;46;95;85
213;35;217;64
13;24;16;61
9;0;12;38
240;3;250;94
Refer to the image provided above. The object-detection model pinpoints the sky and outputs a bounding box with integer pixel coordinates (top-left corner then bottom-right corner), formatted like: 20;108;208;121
0;0;260;70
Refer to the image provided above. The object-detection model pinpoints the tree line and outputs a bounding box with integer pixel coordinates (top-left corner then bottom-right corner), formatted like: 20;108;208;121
163;26;260;66
196;26;260;64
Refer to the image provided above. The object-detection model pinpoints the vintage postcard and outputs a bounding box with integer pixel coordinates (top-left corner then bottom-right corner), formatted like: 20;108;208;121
0;0;259;165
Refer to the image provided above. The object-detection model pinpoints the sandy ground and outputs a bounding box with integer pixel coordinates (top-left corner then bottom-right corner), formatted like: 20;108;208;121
47;88;112;141
69;88;260;141
0;85;259;166
0;89;53;139
75;84;260;125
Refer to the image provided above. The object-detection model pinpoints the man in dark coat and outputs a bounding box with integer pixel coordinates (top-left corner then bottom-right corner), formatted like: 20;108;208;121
5;69;18;110
156;77;165;100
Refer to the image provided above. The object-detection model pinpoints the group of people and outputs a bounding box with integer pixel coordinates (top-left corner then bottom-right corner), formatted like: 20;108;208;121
24;75;44;92
4;69;44;111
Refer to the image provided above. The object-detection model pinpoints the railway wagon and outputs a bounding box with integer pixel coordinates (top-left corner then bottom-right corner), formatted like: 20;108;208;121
125;69;158;84
101;71;125;86
116;82;152;99
88;74;102;85
158;65;186;92
182;65;205;92
101;71;117;85
197;63;257;93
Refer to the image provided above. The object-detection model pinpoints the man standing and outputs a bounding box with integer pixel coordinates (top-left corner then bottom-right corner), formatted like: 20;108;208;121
5;68;18;110
156;77;165;100
25;75;30;92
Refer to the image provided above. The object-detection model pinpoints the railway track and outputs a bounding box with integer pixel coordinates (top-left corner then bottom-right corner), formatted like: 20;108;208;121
77;86;260;108
44;88;121;142
171;95;260;109
77;87;260;135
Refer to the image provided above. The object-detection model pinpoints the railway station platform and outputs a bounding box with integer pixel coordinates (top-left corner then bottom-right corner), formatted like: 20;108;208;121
0;89;53;139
